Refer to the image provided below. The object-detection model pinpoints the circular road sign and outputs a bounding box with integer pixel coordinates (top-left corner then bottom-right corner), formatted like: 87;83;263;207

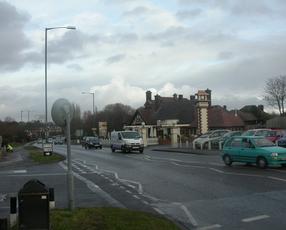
51;98;74;127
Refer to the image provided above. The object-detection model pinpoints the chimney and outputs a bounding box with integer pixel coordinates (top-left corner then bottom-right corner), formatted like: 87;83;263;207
173;93;177;100
178;94;183;100
146;90;152;102
223;105;227;110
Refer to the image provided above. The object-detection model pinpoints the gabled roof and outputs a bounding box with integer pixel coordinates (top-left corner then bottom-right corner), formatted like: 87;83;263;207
208;106;244;128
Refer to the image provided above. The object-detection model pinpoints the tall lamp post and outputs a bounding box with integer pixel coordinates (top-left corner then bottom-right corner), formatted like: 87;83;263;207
81;92;95;115
45;26;76;141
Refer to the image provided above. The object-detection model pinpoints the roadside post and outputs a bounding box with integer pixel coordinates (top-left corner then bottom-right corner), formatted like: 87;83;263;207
51;98;75;210
10;196;17;227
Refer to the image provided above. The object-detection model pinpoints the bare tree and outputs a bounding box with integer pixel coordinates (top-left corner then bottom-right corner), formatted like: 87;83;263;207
264;75;286;116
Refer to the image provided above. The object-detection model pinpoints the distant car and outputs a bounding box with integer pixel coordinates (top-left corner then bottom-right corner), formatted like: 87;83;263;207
54;136;64;145
222;136;286;168
193;129;230;149
83;136;102;149
219;131;243;145
37;138;42;144
242;129;282;143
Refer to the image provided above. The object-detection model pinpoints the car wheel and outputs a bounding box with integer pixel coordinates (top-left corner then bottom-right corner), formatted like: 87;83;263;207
256;157;268;169
100;146;102;149
223;154;232;166
111;146;115;152
85;145;88;150
139;149;144;153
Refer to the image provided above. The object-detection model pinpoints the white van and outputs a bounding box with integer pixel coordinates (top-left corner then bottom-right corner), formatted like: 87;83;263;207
111;131;144;153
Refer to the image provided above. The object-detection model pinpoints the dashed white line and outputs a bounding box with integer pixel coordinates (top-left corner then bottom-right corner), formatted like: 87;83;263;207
267;176;286;182
126;190;132;194
209;168;224;173
13;170;27;174
242;215;270;223
197;224;222;230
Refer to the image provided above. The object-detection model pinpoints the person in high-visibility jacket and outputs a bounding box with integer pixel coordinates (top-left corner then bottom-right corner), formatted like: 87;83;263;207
6;144;13;152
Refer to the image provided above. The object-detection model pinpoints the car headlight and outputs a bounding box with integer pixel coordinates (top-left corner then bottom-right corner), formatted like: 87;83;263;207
271;152;278;157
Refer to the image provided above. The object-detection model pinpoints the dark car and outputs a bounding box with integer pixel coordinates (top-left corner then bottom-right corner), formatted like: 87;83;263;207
83;136;102;149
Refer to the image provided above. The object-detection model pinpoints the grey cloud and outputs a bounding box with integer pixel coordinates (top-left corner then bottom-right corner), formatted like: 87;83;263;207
106;54;126;64
143;26;235;47
47;30;84;63
67;64;83;71
176;9;202;20
177;0;284;17
123;6;151;17
218;51;234;60
0;1;31;71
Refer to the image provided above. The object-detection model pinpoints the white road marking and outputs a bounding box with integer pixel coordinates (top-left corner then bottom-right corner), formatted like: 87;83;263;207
209;168;224;173
153;207;164;215
126;190;132;194
172;162;205;168
13;170;27;174
59;162;125;208
133;195;140;199
267;176;286;182
179;204;198;227
197;224;222;230
142;200;149;205
242;215;270;223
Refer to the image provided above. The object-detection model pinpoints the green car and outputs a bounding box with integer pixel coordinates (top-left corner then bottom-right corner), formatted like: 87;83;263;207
222;136;286;168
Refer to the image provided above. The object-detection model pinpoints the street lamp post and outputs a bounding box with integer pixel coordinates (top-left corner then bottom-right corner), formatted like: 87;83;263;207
45;26;76;141
81;92;95;115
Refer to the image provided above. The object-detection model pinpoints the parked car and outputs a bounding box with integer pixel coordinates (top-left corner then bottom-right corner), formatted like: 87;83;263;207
219;131;243;145
193;129;231;149
242;129;284;143
83;136;102;149
111;131;144;153
222;136;286;168
241;129;271;137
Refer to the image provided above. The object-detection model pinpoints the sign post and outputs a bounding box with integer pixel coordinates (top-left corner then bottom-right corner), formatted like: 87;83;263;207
51;98;74;210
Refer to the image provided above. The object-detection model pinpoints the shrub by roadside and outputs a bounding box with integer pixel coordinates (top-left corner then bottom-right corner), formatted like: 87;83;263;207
51;207;180;230
24;146;65;164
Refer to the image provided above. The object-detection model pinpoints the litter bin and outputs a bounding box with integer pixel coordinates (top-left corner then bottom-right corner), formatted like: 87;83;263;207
18;179;50;230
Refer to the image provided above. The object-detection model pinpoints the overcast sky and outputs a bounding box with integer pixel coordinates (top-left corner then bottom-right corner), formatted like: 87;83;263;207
1;0;286;121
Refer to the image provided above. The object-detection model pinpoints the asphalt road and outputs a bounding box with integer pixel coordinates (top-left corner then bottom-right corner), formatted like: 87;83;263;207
1;145;286;230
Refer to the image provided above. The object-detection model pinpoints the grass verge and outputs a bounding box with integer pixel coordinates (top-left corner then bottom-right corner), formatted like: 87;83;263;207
50;207;181;230
24;146;65;164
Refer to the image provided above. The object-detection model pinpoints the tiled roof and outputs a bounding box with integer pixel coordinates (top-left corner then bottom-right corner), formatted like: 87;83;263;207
208;106;244;128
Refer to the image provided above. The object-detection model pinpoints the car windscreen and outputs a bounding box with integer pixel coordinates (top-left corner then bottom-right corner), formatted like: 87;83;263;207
121;132;141;139
88;137;98;141
252;138;276;147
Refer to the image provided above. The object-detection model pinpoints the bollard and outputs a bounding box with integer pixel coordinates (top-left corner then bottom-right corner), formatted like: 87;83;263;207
208;141;211;150
219;141;223;150
186;141;189;148
49;188;55;209
0;218;8;230
192;141;196;150
10;196;17;228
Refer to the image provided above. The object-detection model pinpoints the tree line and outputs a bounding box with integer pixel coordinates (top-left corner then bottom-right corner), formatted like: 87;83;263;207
0;103;135;143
